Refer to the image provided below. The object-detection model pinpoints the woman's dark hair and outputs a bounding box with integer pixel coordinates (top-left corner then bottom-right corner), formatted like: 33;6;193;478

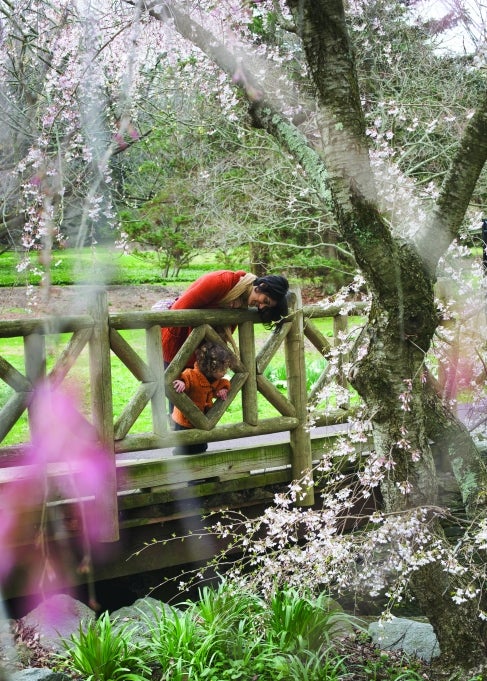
254;275;290;328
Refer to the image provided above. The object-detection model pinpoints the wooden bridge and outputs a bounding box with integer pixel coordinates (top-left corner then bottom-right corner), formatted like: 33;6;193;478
0;287;367;601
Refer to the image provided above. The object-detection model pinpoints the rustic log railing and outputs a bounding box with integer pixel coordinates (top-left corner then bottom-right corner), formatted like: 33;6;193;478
0;287;366;558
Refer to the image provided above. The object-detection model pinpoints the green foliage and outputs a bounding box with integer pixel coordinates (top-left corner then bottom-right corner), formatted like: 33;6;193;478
143;605;210;680
283;252;356;293
360;650;425;681
140;581;358;681
56;581;427;681
266;587;353;654
265;358;328;392
58;611;151;681
0;248;223;287
350;0;487;204
270;648;348;681
120;177;212;278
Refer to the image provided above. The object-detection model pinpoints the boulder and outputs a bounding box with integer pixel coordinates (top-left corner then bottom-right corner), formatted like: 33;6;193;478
368;616;440;662
19;594;95;653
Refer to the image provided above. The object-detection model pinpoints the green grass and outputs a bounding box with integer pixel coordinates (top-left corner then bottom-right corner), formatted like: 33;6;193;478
0;248;226;287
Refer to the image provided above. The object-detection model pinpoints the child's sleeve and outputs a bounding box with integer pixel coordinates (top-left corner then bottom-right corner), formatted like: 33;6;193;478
214;378;231;395
180;369;194;391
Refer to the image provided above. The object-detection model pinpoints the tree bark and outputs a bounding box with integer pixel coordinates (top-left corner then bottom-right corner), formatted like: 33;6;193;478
284;1;487;669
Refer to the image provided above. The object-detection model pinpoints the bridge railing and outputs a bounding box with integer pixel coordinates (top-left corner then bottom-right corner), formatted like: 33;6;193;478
0;287;366;543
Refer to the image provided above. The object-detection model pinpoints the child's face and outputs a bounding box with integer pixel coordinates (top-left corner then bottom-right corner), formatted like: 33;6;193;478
209;367;227;380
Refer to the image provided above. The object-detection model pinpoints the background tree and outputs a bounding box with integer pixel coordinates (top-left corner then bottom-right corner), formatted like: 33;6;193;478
115;64;352;282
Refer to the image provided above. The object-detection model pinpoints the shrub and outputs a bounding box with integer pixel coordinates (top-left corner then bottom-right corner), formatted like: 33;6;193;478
58;611;150;681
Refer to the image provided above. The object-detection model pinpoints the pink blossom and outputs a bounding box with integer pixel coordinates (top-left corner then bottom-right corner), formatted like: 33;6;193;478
27;382;113;538
0;381;114;590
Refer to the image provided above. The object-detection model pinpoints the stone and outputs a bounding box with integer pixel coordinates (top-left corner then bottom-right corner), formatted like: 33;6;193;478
10;670;70;681
110;596;180;645
19;594;95;653
368;616;440;662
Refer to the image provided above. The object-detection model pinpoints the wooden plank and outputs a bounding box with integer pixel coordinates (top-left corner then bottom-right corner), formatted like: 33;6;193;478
114;416;300;453
24;333;45;437
109;308;257;330
256;374;296;417
165;388;210;430
24;333;45;384
303;320;331;355
0;392;29;443
48;327;93;385
115;445;293;491
308;363;331;405
285;289;314;506
0;443;26;464
89;290;118;542
0;315;94;338
206;370;248;429
110;328;153;382
256;322;290;374
145;325;168;436
117;462;291;512
333;314;350;408
239;321;257;425
0;355;31;392
113;382;157;440
303;302;367;319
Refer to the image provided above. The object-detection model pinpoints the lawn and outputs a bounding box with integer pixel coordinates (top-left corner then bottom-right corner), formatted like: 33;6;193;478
0;248;229;287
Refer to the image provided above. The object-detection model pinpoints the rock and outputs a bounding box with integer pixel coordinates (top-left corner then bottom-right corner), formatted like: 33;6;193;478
110;596;179;645
368;616;440;662
19;594;96;653
10;670;71;681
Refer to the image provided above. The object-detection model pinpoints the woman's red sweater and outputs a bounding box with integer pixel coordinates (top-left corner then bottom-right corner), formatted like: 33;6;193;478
161;270;247;364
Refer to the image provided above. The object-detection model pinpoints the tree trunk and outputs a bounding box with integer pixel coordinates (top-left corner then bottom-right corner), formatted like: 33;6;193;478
250;242;271;277
285;0;487;671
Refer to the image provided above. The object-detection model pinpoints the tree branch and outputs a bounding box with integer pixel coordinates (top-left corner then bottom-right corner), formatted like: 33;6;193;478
138;0;334;212
414;89;487;273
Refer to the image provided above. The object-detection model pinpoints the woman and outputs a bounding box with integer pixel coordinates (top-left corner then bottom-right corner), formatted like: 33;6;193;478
161;270;289;366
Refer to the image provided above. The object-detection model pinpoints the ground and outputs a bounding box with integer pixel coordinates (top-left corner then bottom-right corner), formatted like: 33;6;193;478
0;284;182;319
0;283;324;319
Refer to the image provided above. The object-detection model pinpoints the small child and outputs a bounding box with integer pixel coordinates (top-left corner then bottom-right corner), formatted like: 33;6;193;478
172;341;232;455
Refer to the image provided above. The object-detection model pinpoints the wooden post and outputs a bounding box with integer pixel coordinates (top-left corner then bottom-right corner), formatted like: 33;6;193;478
239;320;258;426
24;332;46;435
89;289;119;542
333;314;350;409
145;325;168;435
285;288;314;506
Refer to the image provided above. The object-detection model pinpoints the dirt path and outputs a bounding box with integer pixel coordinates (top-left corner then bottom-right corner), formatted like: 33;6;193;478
0;283;325;320
0;284;184;319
